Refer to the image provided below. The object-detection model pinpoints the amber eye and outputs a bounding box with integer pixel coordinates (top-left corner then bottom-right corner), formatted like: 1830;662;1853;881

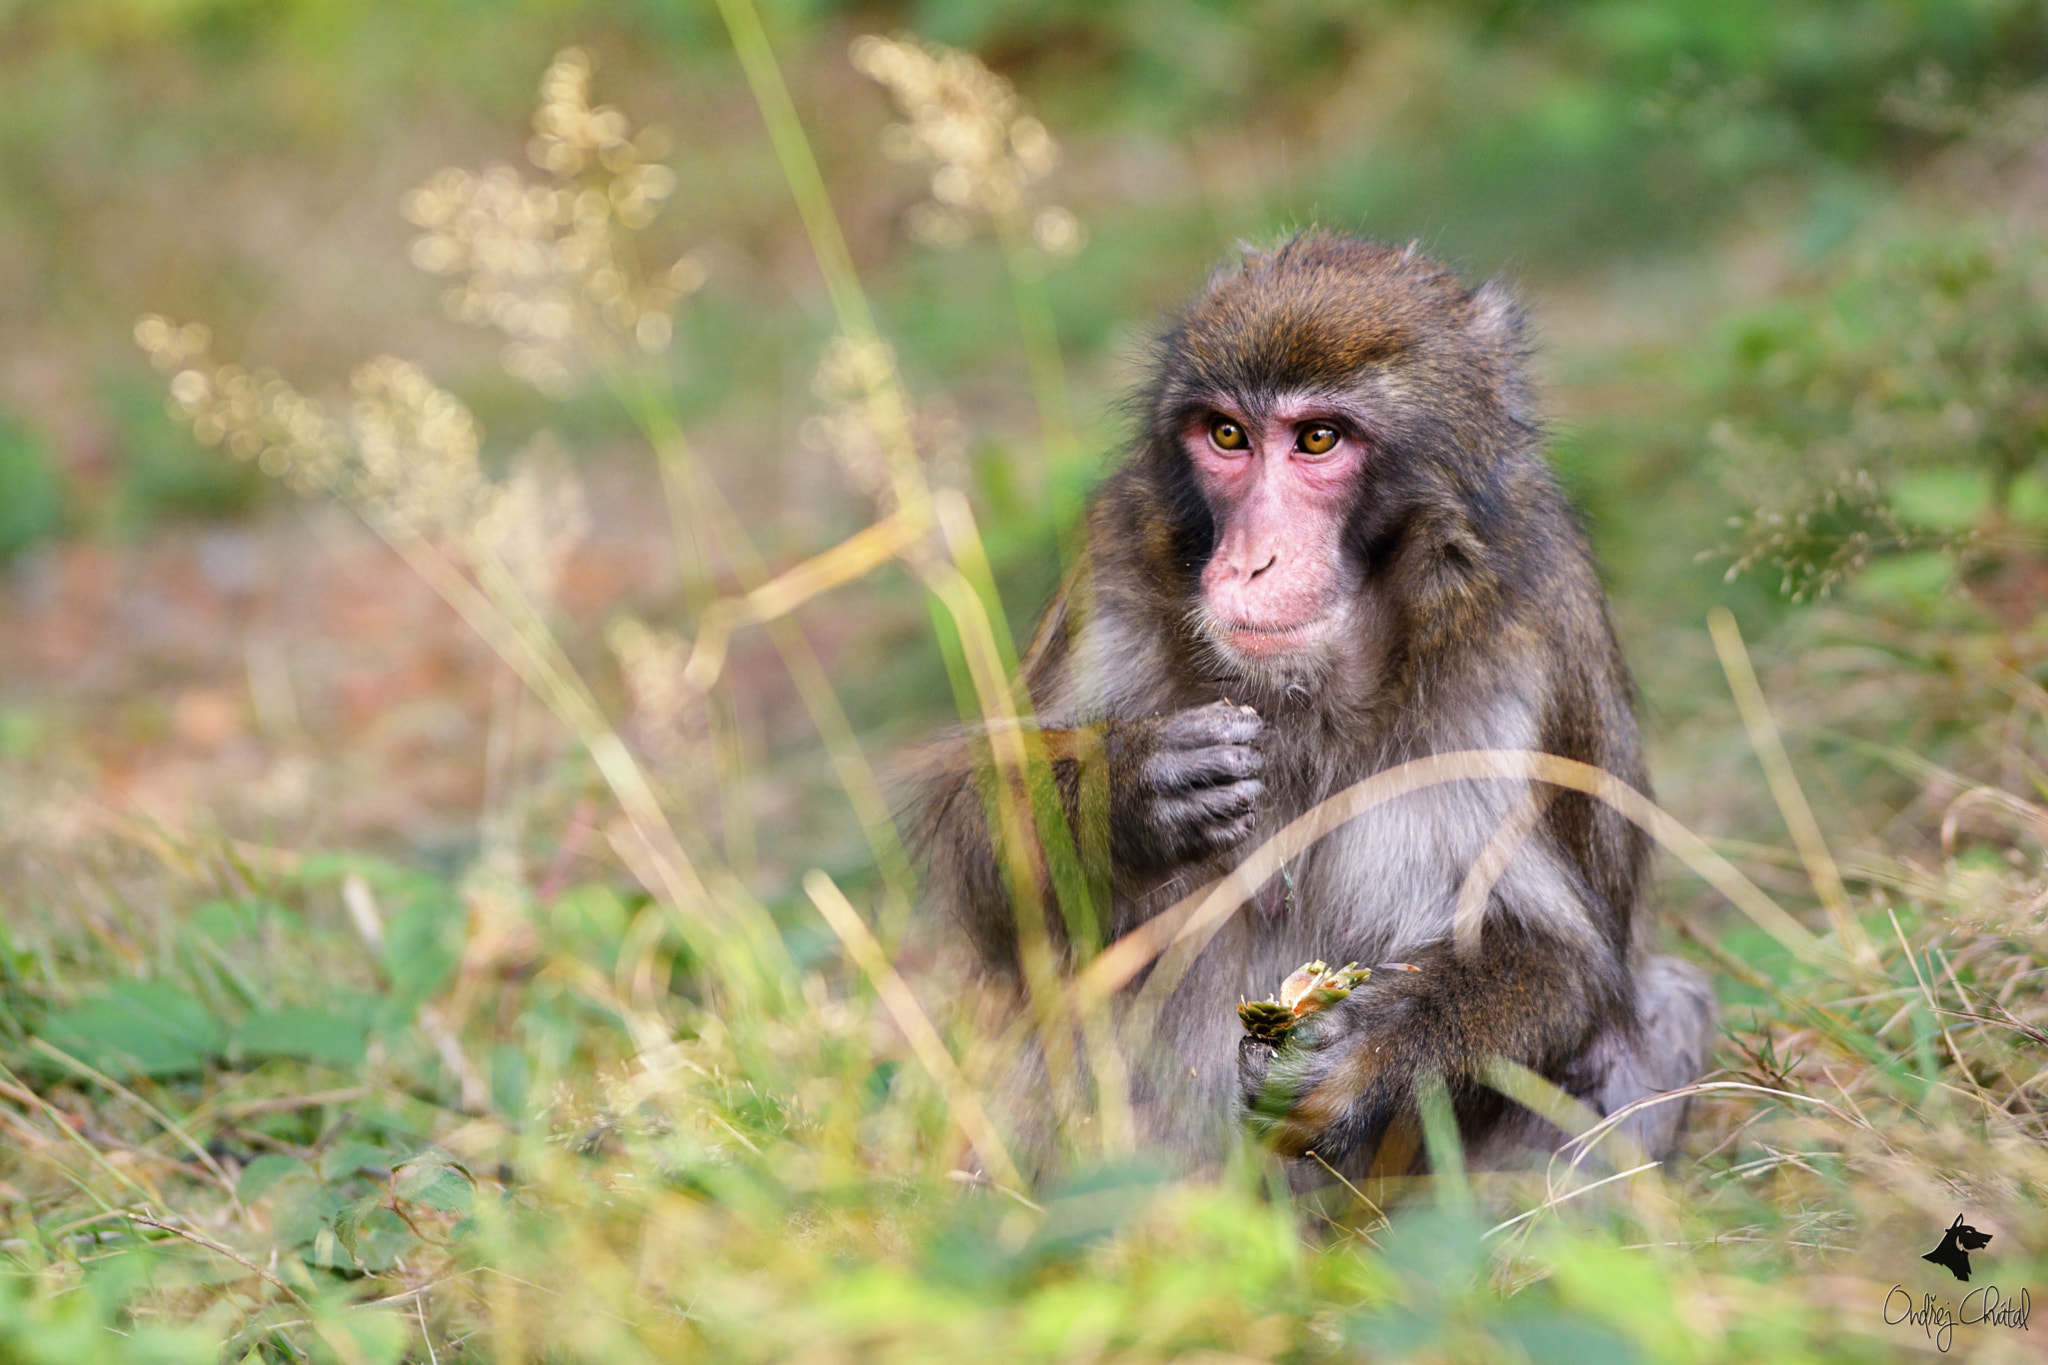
1209;418;1249;451
1297;424;1339;456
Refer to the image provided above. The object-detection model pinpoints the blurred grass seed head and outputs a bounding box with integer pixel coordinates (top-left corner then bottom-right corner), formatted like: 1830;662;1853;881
137;325;590;612
404;47;706;396
852;33;1082;256
607;615;705;774
800;334;971;512
479;435;592;607
137;316;349;495
133;50;695;613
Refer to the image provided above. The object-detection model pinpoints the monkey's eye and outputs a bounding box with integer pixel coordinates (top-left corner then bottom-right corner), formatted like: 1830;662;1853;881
1209;418;1250;451
1296;424;1339;456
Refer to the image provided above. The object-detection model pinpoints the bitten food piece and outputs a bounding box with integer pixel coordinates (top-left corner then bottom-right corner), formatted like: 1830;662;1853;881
1237;961;1372;1043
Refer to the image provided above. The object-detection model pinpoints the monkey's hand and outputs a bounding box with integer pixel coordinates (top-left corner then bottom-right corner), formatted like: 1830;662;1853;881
1236;927;1605;1166
1109;701;1265;870
1238;978;1419;1164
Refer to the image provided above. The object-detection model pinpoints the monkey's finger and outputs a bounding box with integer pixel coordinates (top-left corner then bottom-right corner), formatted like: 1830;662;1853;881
1159;701;1265;749
1153;779;1262;830
1245;1046;1349;1148
1189;741;1267;784
1200;809;1261;853
1236;1035;1282;1113
1148;784;1260;861
1143;740;1264;793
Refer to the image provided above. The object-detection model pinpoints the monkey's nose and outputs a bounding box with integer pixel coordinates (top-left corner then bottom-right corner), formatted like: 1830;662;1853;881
1247;554;1278;581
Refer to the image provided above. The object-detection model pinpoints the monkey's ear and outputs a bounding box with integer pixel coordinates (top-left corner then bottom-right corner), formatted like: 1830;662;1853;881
1469;278;1525;351
1205;241;1273;292
1470;277;1535;424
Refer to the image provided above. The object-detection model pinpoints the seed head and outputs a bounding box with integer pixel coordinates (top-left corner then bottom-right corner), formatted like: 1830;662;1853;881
136;315;347;494
850;34;1082;255
474;435;591;608
402;48;703;395
349;356;487;539
607;616;704;769
800;335;901;507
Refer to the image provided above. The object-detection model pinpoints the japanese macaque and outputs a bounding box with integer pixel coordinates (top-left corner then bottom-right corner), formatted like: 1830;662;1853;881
912;232;1715;1181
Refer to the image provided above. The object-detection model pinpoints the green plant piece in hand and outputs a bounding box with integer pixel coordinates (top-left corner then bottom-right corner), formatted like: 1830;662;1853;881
1237;999;1298;1042
1236;959;1372;1042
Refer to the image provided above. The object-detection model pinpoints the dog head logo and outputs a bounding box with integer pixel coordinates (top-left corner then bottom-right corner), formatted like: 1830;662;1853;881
1922;1215;1993;1283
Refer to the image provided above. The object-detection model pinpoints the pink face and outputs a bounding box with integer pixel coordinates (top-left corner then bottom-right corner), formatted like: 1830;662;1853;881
1184;397;1368;661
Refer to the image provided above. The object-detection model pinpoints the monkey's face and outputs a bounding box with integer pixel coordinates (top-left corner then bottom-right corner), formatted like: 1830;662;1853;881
1183;393;1368;668
1150;234;1526;688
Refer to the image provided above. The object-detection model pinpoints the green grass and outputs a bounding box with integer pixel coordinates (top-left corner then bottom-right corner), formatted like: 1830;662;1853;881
6;700;2047;1364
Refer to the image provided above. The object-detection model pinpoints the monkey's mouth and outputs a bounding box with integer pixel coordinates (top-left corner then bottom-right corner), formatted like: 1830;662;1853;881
1216;615;1333;658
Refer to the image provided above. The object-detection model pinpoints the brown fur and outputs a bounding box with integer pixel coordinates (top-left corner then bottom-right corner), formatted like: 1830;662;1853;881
910;232;1715;1179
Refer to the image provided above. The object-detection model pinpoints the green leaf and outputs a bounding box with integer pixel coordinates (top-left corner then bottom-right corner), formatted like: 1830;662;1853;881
381;886;465;1004
332;1203;416;1274
313;1306;409;1364
394;1160;473;1214
1491;1309;1640;1365
317;1141;388;1183
190;898;299;945
39;981;226;1078
272;1182;349;1249
231;1009;367;1065
548;884;629;950
1890;466;1990;533
235;1154;304;1205
331;1194;381;1263
1852;550;1950;607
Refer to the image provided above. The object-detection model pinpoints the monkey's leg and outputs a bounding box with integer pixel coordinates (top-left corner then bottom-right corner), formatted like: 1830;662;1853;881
1583;955;1717;1163
1460;953;1718;1170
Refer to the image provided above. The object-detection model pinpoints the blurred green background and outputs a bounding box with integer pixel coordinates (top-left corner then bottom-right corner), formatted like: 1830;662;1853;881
3;3;2048;1361
7;0;2048;1019
5;0;2043;767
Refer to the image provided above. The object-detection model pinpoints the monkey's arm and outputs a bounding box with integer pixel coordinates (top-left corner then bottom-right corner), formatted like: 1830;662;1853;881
1238;917;1618;1165
913;702;1265;966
